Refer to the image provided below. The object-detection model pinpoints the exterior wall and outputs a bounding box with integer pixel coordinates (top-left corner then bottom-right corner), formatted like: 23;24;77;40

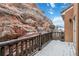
74;4;79;56
63;7;74;42
63;4;79;55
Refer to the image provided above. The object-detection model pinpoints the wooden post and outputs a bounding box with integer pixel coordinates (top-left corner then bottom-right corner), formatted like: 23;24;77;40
0;47;5;56
38;34;42;50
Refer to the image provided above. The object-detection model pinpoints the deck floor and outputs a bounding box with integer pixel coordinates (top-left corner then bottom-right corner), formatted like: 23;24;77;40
35;40;76;56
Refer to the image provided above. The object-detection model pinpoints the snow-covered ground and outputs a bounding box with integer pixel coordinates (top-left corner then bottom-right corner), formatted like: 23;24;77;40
35;40;76;56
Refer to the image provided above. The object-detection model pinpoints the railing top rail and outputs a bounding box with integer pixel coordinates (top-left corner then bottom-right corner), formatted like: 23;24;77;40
0;32;52;47
52;32;64;33
0;33;39;47
40;32;51;35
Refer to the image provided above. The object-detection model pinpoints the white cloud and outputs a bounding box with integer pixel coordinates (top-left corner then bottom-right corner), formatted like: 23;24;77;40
50;3;55;8
49;8;53;11
48;9;54;15
61;3;70;8
52;16;64;27
48;11;53;14
47;3;55;8
47;3;50;7
61;5;67;8
63;3;67;5
52;16;64;30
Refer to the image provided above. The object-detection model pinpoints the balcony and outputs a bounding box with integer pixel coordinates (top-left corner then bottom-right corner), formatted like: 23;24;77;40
0;32;75;56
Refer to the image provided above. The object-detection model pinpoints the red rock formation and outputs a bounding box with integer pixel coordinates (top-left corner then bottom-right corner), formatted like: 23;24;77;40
0;3;54;41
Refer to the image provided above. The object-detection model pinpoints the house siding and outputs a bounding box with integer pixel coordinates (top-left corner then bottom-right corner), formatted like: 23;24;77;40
63;7;73;42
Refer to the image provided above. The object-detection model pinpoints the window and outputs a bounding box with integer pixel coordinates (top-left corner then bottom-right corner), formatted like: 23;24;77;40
69;19;72;23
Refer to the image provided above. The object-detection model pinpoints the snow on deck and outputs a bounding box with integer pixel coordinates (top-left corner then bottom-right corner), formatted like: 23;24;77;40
35;40;76;56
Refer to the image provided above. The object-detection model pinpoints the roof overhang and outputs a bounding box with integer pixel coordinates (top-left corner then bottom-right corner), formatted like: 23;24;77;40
61;5;73;20
61;5;73;15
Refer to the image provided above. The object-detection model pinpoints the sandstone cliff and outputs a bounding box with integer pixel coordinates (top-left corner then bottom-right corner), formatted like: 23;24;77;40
0;3;54;41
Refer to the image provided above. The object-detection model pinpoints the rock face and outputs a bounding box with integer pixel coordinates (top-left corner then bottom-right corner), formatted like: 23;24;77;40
0;3;54;41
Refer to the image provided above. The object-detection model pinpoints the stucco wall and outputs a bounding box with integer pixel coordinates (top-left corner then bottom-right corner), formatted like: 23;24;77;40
63;7;73;42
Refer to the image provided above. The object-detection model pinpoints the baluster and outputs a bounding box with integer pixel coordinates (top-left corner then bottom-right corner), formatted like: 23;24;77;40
35;37;36;50
31;39;33;52
0;47;5;56
21;41;23;56
50;33;51;40
50;33;52;40
33;38;35;51
29;39;32;55
55;32;57;39
49;33;50;40
16;43;19;56
55;32;56;39
41;35;43;45
47;34;48;41
50;32;51;39
39;35;41;50
34;37;36;50
23;42;26;55
37;36;39;50
51;32;52;39
47;33;49;41
36;36;38;48
32;38;34;52
36;36;38;50
49;33;52;40
41;35;43;47
46;34;47;42
42;35;44;45
27;39;30;55
42;35;43;45
48;33;49;41
45;34;47;42
44;34;45;43
25;40;27;56
44;34;46;43
54;32;55;40
46;33;48;41
52;32;53;40
9;45;13;56
36;36;39;50
43;35;45;44
45;34;46;42
47;33;48;40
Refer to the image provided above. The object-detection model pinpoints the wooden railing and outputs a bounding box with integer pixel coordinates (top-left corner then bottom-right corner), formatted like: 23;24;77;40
52;32;64;41
0;32;52;56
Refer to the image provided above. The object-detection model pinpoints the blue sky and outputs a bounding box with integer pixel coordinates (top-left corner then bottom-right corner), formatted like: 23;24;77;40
36;3;71;29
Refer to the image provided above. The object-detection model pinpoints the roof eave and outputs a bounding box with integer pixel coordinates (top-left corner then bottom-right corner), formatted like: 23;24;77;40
61;4;73;15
